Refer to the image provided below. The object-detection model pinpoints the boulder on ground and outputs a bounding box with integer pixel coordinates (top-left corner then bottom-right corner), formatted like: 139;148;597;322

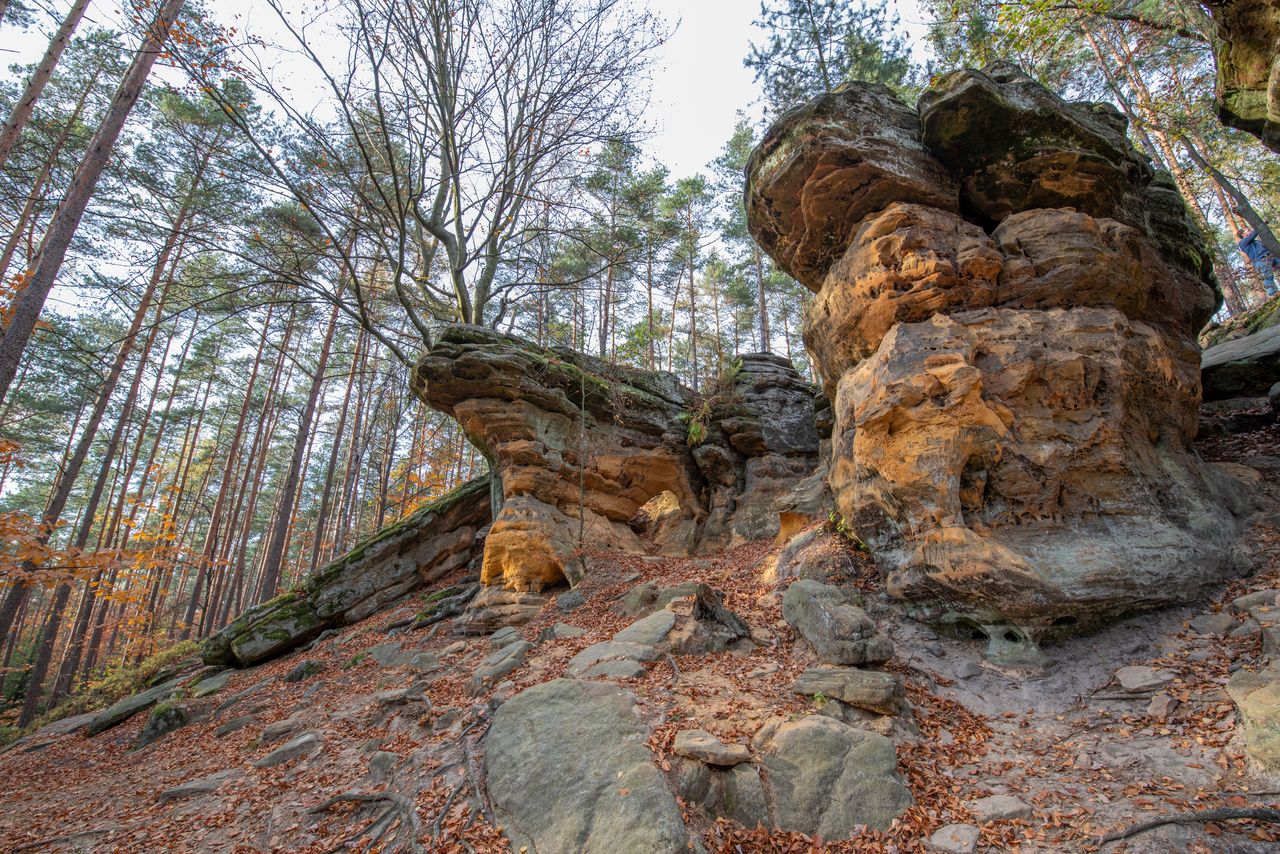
484;679;690;853
753;714;912;836
782;580;891;666
1227;663;1280;771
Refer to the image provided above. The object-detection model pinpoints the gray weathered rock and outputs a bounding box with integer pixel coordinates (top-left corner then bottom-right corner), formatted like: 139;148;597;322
1227;663;1280;771
928;823;980;854
969;794;1033;822
1115;665;1175;693
672;729;752;766
283;660;324;683
255;732;320;768
1203;325;1280;400
158;768;242;802
190;671;231;698
489;626;522;649
674;759;769;828
614;610;676;646
215;715;255;737
87;676;187;736
1190;612;1237;637
782;580;892;666
580;659;648;680
791;667;905;716
754;715;912;835
566;641;659;678
485;679;690;853
470;641;533;693
138;704;189;747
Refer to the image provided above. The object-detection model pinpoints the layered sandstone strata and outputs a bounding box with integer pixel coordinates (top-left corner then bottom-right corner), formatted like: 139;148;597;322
747;64;1246;649
413;326;822;592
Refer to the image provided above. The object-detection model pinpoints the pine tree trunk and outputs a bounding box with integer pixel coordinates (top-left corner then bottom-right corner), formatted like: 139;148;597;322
0;0;187;404
257;300;341;601
0;0;92;169
308;327;364;573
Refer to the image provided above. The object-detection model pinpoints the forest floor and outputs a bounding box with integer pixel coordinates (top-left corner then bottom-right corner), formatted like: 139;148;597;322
1;415;1279;853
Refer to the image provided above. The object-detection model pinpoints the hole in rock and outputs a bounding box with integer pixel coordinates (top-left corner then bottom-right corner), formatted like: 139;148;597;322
1051;615;1078;627
1002;630;1022;644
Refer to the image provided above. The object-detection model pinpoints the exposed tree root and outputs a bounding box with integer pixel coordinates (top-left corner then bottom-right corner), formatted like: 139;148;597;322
1100;807;1280;845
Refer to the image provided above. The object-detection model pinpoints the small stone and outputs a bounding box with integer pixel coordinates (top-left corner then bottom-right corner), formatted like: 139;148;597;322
138;704;189;747
158;768;241;802
1114;665;1175;693
746;662;780;679
672;729;752;766
283;659;324;683
1148;693;1178;719
1232;619;1263;639
470;640;534;692
551;622;586;639
215;715;255;737
443;641;468;655
254;732;320;768
1074;752;1092;770
928;823;980;854
954;660;982;679
969;794;1033;822
261;713;305;744
556;589;585;612
368;751;399;784
1232;590;1280;614
1190;613;1237;637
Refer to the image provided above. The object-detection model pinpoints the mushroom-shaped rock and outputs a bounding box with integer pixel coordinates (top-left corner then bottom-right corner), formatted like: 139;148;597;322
745;83;958;291
747;68;1245;649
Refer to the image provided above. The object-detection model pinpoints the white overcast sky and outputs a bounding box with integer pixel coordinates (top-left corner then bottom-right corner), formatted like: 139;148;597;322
1;0;932;178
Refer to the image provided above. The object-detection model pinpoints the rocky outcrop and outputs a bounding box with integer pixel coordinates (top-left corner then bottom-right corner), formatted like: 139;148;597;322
413;326;822;592
203;477;490;667
746;64;1245;651
1202;1;1280;152
1203;324;1280;399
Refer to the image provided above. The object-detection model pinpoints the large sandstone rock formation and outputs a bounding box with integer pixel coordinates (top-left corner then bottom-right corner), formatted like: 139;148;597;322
413;326;822;592
1201;1;1280;152
747;65;1246;650
203;477;490;667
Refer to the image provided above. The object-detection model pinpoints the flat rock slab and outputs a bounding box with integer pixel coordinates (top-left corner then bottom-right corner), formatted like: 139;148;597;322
255;732;320;768
969;794;1033;822
579;659;647;680
35;711;97;738
87;676;188;736
566;641;658;677
550;622;586;639
673;729;751;766
1114;665;1175;693
755;714;912;836
1189;613;1237;637
489;626;522;649
190;671;231;698
928;823;980;853
158;768;242;802
791;667;905;716
613;610;676;646
485;679;690;853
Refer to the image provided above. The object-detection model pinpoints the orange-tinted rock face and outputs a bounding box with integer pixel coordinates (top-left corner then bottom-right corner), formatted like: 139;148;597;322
748;65;1244;650
414;327;824;592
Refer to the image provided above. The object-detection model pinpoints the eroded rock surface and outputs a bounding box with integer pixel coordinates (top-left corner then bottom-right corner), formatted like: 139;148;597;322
485;679;690;853
1202;1;1280;152
747;64;1244;649
413;326;822;592
203;476;490;667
